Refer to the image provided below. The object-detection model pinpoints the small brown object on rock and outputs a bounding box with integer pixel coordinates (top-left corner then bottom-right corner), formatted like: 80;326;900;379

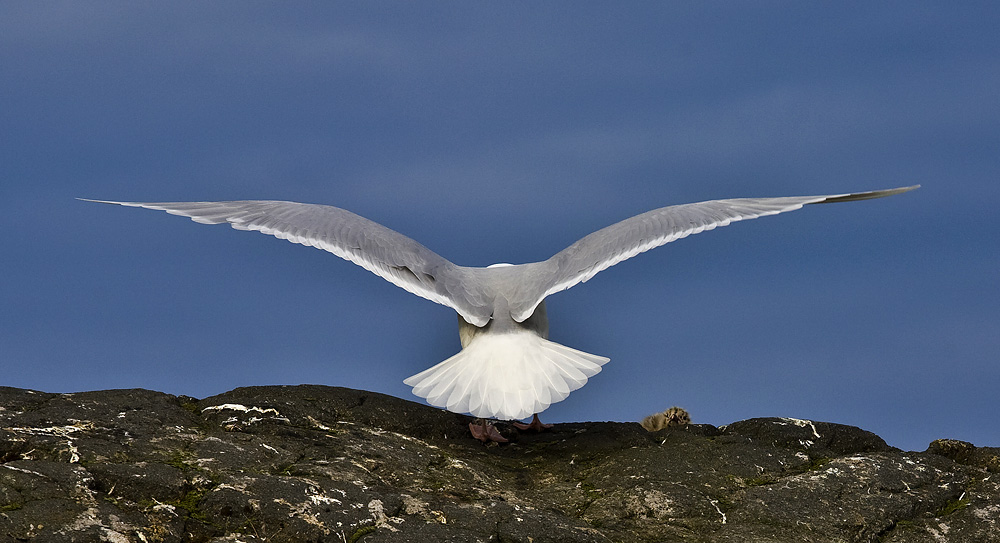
641;406;691;431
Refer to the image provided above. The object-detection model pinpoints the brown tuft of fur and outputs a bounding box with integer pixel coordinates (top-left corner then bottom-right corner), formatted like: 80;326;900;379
640;406;691;431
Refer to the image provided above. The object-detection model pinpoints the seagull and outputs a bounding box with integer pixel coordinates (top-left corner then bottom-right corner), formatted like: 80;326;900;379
83;185;916;441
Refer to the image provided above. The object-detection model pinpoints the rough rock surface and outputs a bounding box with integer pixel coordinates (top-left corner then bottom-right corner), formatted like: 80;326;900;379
1;385;997;542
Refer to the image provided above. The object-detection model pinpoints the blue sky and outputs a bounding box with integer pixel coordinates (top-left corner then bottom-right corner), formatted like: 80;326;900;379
2;2;997;452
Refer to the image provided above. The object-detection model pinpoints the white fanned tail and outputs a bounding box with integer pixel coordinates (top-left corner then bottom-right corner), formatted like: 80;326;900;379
404;332;610;421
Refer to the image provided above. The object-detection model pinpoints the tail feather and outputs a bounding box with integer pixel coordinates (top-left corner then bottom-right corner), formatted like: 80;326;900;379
404;331;610;420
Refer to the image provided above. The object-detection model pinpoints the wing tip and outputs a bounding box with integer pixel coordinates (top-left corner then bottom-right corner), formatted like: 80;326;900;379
818;185;920;204
77;198;141;207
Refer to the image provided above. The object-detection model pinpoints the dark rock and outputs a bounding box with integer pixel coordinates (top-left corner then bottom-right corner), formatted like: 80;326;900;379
721;417;894;456
1;385;998;542
927;438;1000;473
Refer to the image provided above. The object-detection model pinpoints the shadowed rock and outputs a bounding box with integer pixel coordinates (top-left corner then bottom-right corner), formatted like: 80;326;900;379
1;385;998;542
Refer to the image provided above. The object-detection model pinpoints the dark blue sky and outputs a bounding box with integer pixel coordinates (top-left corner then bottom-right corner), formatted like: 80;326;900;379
2;3;997;451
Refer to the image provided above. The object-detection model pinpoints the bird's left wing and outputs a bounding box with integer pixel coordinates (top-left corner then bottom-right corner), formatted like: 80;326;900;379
81;199;494;325
508;186;918;322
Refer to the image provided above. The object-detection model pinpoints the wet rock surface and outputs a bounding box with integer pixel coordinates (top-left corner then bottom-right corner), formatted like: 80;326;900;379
1;385;998;542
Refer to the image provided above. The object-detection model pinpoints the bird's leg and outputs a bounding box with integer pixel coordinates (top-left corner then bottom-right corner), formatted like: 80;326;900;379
469;419;508;443
513;413;554;432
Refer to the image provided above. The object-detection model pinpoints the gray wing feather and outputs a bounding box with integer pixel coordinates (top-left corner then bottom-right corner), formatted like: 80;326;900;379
81;199;494;325
509;186;918;321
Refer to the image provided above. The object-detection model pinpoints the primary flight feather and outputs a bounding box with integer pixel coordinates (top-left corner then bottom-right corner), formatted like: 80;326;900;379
83;185;917;421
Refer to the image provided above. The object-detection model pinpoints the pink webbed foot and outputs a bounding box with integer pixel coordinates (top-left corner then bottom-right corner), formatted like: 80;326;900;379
469;420;508;443
512;413;554;432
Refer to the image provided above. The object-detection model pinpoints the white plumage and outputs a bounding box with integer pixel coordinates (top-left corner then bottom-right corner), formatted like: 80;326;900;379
405;330;608;420
82;185;917;421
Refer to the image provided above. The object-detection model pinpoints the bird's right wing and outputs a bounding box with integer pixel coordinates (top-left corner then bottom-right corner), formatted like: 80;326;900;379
509;186;918;322
81;199;496;325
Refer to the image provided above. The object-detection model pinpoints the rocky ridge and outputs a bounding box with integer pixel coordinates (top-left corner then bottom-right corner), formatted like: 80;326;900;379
1;385;998;542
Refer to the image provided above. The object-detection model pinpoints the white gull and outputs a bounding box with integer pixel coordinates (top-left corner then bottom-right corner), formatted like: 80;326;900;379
83;185;917;422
